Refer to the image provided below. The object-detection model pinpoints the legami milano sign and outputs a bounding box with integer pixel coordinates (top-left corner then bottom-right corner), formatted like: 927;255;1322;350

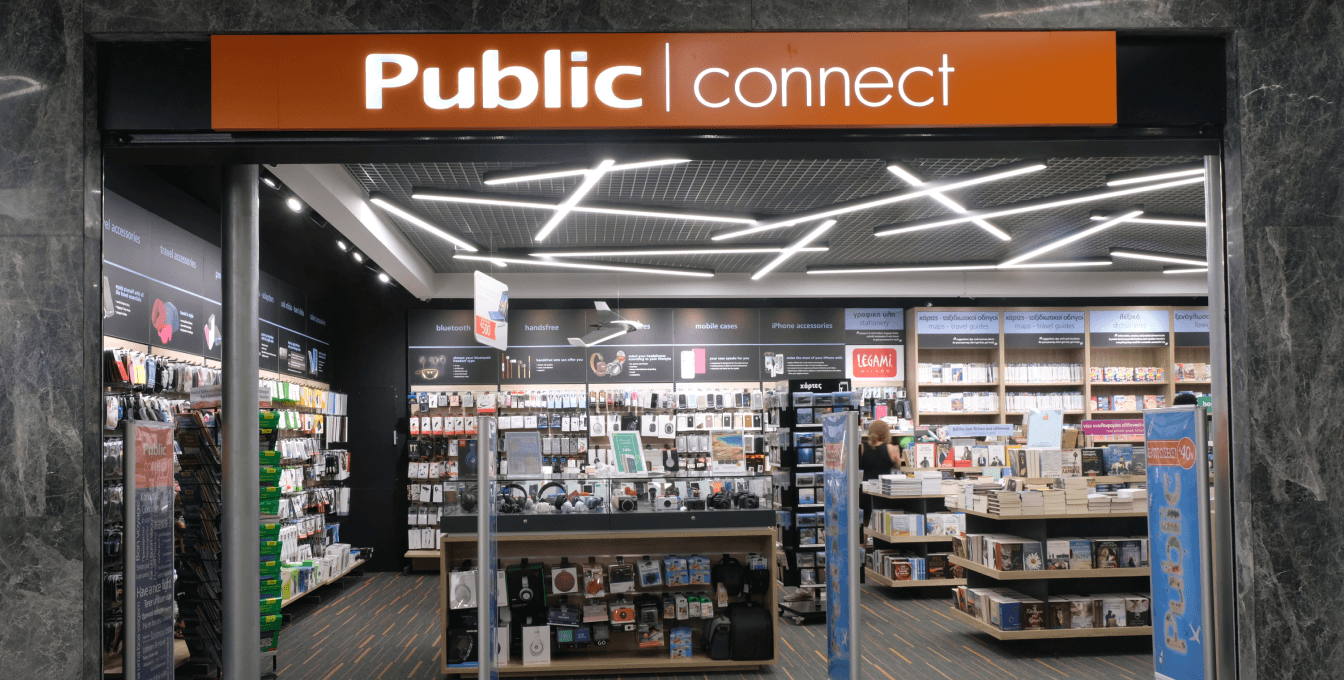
211;32;1116;130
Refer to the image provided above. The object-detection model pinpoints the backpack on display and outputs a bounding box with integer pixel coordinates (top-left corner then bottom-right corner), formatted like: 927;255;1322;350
711;555;746;597
702;613;732;660
727;599;772;661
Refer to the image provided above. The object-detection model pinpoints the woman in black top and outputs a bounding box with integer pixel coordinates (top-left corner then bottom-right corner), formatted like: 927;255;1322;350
860;419;902;481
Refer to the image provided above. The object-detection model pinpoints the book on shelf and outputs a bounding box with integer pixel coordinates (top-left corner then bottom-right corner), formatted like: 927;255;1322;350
1081;448;1105;476
1102;445;1136;476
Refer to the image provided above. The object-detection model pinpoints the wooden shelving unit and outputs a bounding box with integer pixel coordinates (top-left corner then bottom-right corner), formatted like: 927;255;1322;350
904;306;1211;436
281;558;367;608
948;607;1154;640
439;527;776;676
864;528;955;544
865;568;966;588
949;556;1147;580
958;508;1148;520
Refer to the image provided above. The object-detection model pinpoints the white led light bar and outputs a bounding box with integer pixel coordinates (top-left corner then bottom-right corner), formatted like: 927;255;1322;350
483;159;690;185
751;220;836;280
998;209;1144;267
368;196;479;252
1089;210;1206;227
807;262;999;274
528;243;827;258
874;175;1204;237
1109;248;1208;266
411;188;757;225
714;160;1047;240
535;159;614;241
455;254;714;278
887;162;1012;241
1164;267;1210;274
1106;163;1205;187
997;258;1113;269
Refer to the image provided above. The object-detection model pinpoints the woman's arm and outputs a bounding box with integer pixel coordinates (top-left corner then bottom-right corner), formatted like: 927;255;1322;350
887;444;902;467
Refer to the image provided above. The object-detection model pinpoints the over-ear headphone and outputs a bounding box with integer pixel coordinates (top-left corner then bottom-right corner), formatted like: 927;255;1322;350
460;485;478;513
499;484;529;514
538;482;569;510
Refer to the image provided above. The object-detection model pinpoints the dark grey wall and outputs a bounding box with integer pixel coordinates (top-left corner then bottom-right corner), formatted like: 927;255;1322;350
2;1;1334;679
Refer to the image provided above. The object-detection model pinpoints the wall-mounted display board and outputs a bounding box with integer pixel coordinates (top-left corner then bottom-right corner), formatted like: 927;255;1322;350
407;309;500;386
407;307;905;387
102;190;330;381
905;307;1211;432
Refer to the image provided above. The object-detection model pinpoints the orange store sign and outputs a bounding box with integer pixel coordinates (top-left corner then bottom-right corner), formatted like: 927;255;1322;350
212;32;1115;130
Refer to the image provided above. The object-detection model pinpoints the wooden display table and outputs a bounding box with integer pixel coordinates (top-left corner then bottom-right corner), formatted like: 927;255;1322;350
439;527;778;677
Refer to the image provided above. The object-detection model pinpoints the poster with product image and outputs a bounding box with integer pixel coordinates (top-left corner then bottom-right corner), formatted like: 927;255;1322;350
504;309;586;383
408;309;502;385
760;308;847;378
585;308;676;383
473;271;509;351
673;308;761;382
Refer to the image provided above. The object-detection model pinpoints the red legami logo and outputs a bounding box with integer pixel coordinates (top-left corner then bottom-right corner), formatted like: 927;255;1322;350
851;347;898;378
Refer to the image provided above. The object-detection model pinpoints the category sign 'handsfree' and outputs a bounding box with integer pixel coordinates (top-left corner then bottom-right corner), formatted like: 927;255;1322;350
212;32;1116;130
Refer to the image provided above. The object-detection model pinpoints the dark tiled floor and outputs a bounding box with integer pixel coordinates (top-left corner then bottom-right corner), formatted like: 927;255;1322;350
275;572;1153;680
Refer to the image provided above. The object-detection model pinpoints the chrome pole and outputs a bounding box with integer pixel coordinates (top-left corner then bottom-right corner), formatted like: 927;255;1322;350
222;164;261;680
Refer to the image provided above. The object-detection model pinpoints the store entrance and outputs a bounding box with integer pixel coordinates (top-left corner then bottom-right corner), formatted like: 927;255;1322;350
97;30;1230;680
102;139;1221;680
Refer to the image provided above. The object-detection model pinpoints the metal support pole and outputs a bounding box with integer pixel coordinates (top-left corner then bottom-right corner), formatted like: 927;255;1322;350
222;164;261;680
1205;156;1237;680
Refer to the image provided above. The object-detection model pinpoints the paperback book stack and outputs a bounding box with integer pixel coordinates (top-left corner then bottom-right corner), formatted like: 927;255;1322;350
1061;478;1090;513
869;510;925;537
1040;489;1067;514
868;474;928;496
986;491;1022;516
1109;493;1135;514
1087;493;1114;513
1019;490;1045;515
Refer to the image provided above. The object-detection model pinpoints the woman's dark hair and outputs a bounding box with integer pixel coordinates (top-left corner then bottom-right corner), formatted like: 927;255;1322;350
1173;392;1198;405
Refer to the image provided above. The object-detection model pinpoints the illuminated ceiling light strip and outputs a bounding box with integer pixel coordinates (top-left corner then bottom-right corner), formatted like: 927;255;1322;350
454;254;714;278
368;195;479;252
715;160;1048;240
808;262;999;274
569;203;757;224
1164;267;1210;274
1106;163;1205;187
482;164;591;185
1109;248;1208;266
483;159;690;185
535;159;614;241
411;188;757;225
997;258;1114;269
998;208;1144;267
608;159;691;172
1090;210;1206;227
527;243;827;258
411;189;557;210
874;175;1204;237
751;220;836;280
887;162;1012;241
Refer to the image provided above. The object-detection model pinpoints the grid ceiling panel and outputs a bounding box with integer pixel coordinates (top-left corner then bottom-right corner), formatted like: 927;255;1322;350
342;156;1206;275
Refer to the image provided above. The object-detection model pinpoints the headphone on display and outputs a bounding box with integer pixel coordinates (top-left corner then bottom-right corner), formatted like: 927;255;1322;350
538;482;568;513
499;484;530;514
460;485;478;514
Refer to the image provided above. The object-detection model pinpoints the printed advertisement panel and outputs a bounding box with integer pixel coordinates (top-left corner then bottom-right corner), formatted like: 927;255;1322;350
585;345;675;383
822;412;858;680
845;345;904;381
408;309;501;385
1174;309;1210;347
843;308;906;345
503;309;587;383
473;271;510;351
1089;309;1170;347
1003;310;1085;348
128;420;177;680
916;311;1000;348
1145;406;1212;680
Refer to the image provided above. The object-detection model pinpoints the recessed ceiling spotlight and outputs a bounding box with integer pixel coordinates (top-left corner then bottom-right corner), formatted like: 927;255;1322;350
377;272;391;283
352;252;364;263
336;240;348;251
261;176;280;190
286;197;304;213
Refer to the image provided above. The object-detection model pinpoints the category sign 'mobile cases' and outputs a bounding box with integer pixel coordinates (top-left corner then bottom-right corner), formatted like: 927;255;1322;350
211;32;1116;130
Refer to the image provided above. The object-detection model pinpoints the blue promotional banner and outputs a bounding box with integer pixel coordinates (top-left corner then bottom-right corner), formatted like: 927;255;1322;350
822;411;859;680
1144;406;1213;680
